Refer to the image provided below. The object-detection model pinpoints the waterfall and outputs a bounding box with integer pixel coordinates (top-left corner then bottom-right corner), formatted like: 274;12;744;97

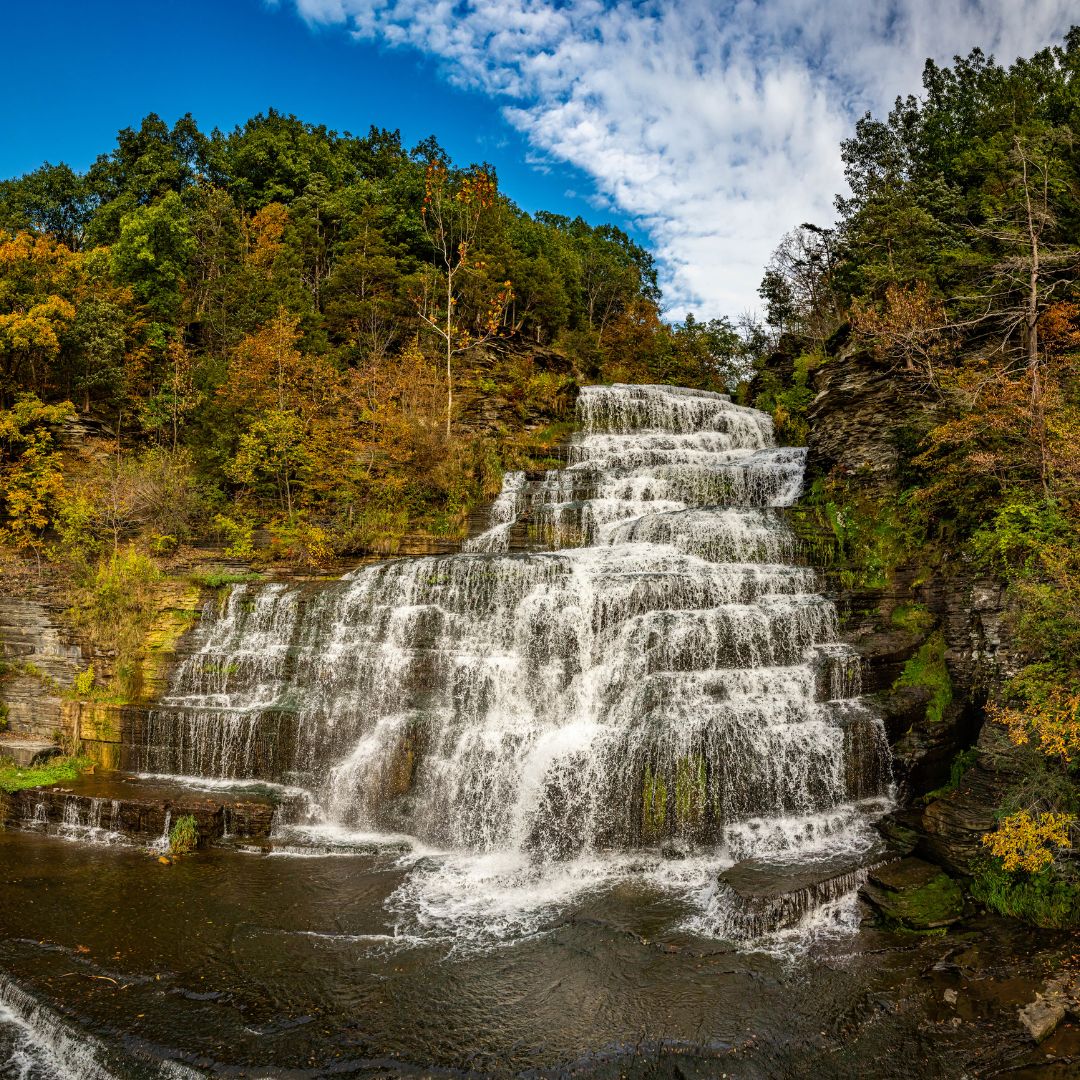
141;383;892;940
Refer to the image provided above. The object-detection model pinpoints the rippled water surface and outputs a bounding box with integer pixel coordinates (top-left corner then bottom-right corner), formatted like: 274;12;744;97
3;832;1077;1078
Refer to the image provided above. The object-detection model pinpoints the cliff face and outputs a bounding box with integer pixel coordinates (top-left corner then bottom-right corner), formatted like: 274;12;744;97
0;596;85;742
756;341;1021;877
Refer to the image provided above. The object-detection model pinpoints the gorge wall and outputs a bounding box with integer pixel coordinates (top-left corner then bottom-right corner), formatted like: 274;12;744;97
753;337;1023;882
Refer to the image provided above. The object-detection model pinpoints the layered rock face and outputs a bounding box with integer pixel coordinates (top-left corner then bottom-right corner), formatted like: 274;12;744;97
0;597;84;742
755;339;1020;879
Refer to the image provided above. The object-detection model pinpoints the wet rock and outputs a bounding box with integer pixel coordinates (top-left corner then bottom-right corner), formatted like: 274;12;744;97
874;684;934;743
6;771;277;844
719;845;889;937
1019;996;1065;1042
860;857;963;929
872;808;920;856
1019;974;1080;1042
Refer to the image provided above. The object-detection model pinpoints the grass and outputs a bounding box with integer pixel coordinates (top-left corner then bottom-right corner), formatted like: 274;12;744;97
168;813;199;855
0;755;93;793
189;568;264;589
970;859;1080;929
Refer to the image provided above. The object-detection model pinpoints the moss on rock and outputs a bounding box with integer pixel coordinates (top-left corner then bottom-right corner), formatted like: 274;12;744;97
861;856;964;929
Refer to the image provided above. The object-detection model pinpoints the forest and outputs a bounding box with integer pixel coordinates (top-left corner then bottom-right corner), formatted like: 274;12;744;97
0;112;751;573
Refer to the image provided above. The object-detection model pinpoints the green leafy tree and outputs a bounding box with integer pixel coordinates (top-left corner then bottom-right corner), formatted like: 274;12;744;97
109;191;196;321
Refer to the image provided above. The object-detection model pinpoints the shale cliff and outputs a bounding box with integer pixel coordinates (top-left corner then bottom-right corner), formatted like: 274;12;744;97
753;337;1032;890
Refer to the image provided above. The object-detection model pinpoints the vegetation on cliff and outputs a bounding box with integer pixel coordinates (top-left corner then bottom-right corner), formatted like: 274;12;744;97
753;29;1080;921
0;113;760;705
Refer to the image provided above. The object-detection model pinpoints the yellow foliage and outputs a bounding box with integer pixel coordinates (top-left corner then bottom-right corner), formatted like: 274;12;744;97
850;281;951;381
247;203;289;269
982;810;1075;873
990;692;1080;763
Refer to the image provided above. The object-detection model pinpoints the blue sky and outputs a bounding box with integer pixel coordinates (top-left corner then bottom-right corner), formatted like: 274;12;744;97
2;0;1076;318
0;0;623;223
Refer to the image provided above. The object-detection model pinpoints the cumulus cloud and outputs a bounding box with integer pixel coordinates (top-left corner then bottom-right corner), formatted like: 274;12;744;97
288;0;1076;317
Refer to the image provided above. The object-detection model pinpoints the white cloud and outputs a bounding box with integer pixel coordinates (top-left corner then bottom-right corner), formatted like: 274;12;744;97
288;0;1076;317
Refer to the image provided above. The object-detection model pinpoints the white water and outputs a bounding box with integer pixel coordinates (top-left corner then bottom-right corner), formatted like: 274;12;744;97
141;383;892;943
0;975;115;1080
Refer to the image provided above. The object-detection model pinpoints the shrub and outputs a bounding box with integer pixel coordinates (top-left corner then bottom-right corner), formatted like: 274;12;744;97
66;547;162;698
970;858;1080;929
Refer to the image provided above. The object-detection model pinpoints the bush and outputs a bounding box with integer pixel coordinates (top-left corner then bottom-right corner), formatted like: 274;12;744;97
896;632;953;723
67;547;162;698
970;858;1080;929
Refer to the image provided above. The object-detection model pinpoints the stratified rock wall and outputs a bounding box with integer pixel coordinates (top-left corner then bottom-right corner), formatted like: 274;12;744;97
0;597;84;741
759;339;1020;875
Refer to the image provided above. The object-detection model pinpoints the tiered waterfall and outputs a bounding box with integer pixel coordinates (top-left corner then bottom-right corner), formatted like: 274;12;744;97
139;384;892;938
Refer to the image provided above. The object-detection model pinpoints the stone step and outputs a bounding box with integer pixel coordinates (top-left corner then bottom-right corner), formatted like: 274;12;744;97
716;842;892;937
4;770;280;848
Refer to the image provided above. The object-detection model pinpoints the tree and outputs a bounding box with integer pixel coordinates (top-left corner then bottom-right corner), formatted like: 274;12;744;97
227;409;311;515
0;233;83;402
0;394;75;564
140;338;202;449
851;281;951;387
67;297;128;412
86;113;208;244
0;163;94;249
324;204;407;363
416;162;511;436
759;225;842;346
109;192;196;322
975;127;1080;494
667;313;746;389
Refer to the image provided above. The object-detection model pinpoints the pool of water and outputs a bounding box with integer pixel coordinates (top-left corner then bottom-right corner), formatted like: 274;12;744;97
0;831;1076;1078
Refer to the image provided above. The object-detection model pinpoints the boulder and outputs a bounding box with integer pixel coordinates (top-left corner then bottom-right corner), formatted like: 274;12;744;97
860;856;963;929
1017;973;1080;1042
1019;996;1067;1043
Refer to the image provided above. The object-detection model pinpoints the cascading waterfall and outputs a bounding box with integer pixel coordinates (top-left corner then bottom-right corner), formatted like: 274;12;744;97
139;383;892;941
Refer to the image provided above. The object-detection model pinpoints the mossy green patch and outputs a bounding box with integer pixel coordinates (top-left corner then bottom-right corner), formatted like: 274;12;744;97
891;602;936;635
642;764;667;842
674;754;707;831
863;857;963;929
752;350;828;446
895;631;953;723
0;755;93;793
791;478;927;590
